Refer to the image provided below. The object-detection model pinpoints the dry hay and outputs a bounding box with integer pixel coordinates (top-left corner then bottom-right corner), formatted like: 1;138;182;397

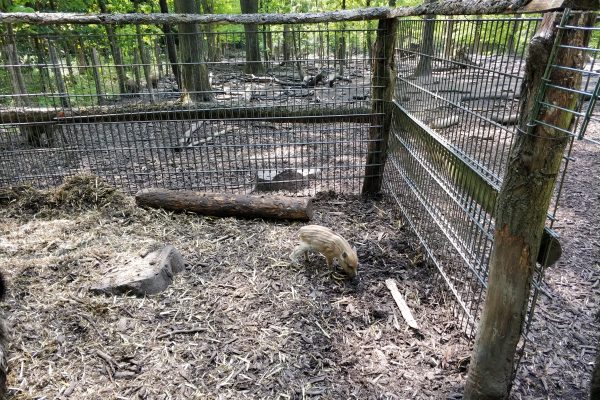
0;174;128;217
0;179;471;399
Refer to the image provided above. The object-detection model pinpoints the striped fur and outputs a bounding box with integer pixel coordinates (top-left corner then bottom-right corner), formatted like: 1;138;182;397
291;225;358;278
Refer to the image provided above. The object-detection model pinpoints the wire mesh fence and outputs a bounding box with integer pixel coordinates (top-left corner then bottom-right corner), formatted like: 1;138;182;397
0;22;382;194
1;10;598;352
384;12;600;339
384;15;542;336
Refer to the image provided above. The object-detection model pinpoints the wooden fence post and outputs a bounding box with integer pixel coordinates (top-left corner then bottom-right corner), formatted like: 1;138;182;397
361;17;398;195
464;11;596;400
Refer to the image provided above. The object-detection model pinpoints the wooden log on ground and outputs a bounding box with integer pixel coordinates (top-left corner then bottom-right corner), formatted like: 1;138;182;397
135;188;313;221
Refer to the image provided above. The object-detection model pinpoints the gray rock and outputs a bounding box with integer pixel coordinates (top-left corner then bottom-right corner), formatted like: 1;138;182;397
255;168;321;192
90;244;186;297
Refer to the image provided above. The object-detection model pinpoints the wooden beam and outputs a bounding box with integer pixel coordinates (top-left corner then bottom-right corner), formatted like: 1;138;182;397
0;1;591;26
0;103;372;124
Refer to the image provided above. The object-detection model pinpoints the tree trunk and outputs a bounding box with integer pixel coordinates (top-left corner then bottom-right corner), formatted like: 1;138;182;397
132;51;142;90
48;40;70;108
174;0;213;102
464;11;596;400
283;24;292;64
91;48;106;103
133;13;156;102
336;0;347;76
97;0;127;94
506;14;522;54
200;0;220;62
291;26;304;81
414;0;436;76
158;0;181;88
136;34;154;98
336;32;346;76
472;15;483;53
444;15;455;58
240;0;263;74
361;18;398;195
135;189;313;221
33;37;49;92
366;0;373;59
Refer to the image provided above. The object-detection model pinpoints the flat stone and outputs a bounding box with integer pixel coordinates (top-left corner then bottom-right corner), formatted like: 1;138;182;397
90;244;186;297
255;168;321;192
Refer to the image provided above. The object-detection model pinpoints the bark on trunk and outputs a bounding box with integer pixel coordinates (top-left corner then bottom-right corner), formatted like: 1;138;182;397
506;14;522;54
48;40;70;108
240;0;264;74
97;0;127;94
414;0;436;76
444;16;455;58
282;25;292;63
158;0;181;88
464;11;596;400
174;0;213;102
135;189;313;221
361;17;398;195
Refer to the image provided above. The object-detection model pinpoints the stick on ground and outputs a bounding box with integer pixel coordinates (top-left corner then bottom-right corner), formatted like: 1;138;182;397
385;278;419;330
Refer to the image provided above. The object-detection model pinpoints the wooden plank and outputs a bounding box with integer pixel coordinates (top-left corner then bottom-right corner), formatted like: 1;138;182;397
385;279;419;330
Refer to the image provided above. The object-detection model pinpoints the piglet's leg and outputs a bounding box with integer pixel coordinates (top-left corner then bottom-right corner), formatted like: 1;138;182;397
325;255;334;270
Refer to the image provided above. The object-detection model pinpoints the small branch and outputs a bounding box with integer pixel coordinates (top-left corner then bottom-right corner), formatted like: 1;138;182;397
385;279;419;330
156;327;207;339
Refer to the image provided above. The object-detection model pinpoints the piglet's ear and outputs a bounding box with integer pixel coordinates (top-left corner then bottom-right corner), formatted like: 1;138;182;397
342;251;348;259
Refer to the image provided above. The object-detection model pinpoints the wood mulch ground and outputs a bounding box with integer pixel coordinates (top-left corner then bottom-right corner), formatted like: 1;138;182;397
0;180;472;399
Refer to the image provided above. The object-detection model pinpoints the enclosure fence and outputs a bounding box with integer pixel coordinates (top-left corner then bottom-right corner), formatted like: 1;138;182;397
384;10;600;342
0;22;381;195
0;6;599;382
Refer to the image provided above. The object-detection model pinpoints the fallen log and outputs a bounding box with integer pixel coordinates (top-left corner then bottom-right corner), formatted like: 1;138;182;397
135;188;313;221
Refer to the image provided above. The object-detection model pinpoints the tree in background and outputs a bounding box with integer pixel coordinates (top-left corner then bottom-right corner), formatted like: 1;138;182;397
158;0;181;88
174;0;213;102
200;0;221;62
240;0;264;74
414;0;435;76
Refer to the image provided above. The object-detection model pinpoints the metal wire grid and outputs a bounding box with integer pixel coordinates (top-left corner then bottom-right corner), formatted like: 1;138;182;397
0;22;382;195
384;16;542;335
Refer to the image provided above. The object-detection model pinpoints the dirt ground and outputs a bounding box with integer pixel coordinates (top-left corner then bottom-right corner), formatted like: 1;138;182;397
0;182;473;399
512;132;600;399
1;136;599;399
